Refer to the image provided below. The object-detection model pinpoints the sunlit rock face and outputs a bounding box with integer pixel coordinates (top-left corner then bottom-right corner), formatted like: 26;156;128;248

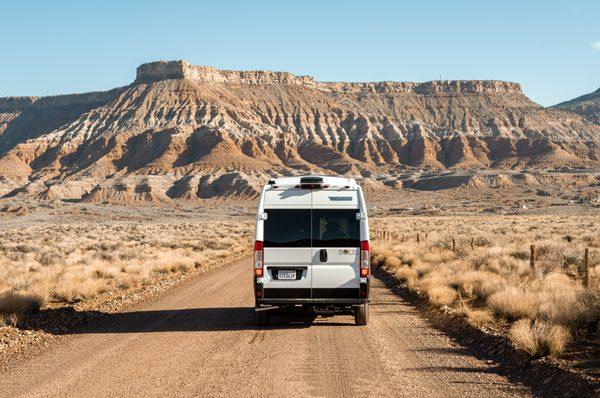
0;60;598;201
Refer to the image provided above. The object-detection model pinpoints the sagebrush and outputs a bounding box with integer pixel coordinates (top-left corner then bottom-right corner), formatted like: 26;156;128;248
372;214;600;357
0;221;251;325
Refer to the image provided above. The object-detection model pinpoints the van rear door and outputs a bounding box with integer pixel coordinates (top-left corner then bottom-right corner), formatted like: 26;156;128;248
262;189;312;299
311;190;360;299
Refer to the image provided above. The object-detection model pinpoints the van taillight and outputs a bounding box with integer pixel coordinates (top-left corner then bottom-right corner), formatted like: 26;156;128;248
300;183;321;189
360;240;370;277
254;240;264;277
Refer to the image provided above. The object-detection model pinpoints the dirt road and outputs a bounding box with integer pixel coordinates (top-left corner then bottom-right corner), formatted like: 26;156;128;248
0;257;535;397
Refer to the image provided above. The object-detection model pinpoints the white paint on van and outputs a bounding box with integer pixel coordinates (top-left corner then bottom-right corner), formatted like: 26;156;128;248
255;176;370;294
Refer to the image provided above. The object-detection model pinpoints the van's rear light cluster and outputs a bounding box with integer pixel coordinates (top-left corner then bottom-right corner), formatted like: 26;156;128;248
295;184;329;190
360;240;370;277
254;240;264;277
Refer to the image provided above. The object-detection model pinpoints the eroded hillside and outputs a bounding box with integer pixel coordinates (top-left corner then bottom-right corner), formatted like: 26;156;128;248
1;60;599;202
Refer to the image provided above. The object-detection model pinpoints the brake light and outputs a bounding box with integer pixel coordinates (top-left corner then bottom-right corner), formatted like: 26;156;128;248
300;183;323;189
254;240;264;277
360;240;370;276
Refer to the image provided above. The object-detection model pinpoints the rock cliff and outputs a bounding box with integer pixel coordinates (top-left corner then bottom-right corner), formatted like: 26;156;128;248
0;60;598;201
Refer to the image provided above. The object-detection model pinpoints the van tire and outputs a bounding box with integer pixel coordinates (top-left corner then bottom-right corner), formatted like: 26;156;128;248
354;303;369;325
256;309;269;326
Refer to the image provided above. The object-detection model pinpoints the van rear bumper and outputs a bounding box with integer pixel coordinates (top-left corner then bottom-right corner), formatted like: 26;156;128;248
257;298;368;305
257;287;368;305
263;287;359;299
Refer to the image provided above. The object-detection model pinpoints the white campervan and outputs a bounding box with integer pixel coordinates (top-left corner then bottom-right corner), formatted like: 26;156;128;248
253;176;370;326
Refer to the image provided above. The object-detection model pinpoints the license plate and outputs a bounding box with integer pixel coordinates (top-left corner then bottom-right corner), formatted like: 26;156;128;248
278;270;296;280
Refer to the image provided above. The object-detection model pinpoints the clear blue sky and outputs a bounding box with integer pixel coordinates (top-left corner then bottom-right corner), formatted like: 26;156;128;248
1;0;598;106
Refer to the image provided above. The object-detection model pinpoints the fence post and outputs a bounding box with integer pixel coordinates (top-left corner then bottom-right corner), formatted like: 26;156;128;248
583;248;589;288
471;237;474;250
417;233;420;244
530;245;535;270
452;237;456;252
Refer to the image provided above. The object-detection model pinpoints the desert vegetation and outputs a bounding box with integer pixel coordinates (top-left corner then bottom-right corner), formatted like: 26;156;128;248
0;221;251;327
371;214;600;357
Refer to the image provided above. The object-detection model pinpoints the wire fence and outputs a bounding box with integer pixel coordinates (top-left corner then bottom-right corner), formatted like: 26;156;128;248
371;229;596;288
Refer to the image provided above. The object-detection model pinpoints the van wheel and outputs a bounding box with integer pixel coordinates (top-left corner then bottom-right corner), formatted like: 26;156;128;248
354;303;369;326
256;309;269;326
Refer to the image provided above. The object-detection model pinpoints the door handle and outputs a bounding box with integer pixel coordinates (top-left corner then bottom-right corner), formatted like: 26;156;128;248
319;249;328;262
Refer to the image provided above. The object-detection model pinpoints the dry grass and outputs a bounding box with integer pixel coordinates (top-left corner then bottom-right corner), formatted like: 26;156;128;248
372;214;600;357
0;221;251;324
509;319;571;357
455;304;494;328
0;291;45;326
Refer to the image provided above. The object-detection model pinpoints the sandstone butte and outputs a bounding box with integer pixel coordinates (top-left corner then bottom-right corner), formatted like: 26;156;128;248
0;60;598;202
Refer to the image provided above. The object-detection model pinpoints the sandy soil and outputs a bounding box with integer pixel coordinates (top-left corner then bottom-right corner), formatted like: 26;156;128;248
0;257;537;398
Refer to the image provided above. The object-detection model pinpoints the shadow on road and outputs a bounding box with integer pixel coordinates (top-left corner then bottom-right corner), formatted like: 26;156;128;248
20;306;355;335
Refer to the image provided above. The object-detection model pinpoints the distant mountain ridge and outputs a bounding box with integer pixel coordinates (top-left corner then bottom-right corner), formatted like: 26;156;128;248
0;60;598;202
553;87;600;125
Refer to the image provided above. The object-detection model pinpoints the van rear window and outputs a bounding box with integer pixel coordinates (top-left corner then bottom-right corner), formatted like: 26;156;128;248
312;209;359;248
263;209;311;247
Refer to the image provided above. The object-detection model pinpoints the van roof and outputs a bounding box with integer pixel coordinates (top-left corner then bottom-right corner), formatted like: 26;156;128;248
266;176;359;189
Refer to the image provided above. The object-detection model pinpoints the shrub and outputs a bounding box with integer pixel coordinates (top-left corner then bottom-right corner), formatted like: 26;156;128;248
509;319;571;357
0;290;45;316
456;304;494;328
393;266;419;286
487;287;539;320
372;214;599;358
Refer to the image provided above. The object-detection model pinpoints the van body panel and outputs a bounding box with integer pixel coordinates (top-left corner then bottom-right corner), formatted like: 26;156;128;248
254;176;369;309
262;207;312;295
263;247;312;291
357;186;370;240
310;206;361;291
311;189;359;209
310;249;360;289
263;189;311;208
